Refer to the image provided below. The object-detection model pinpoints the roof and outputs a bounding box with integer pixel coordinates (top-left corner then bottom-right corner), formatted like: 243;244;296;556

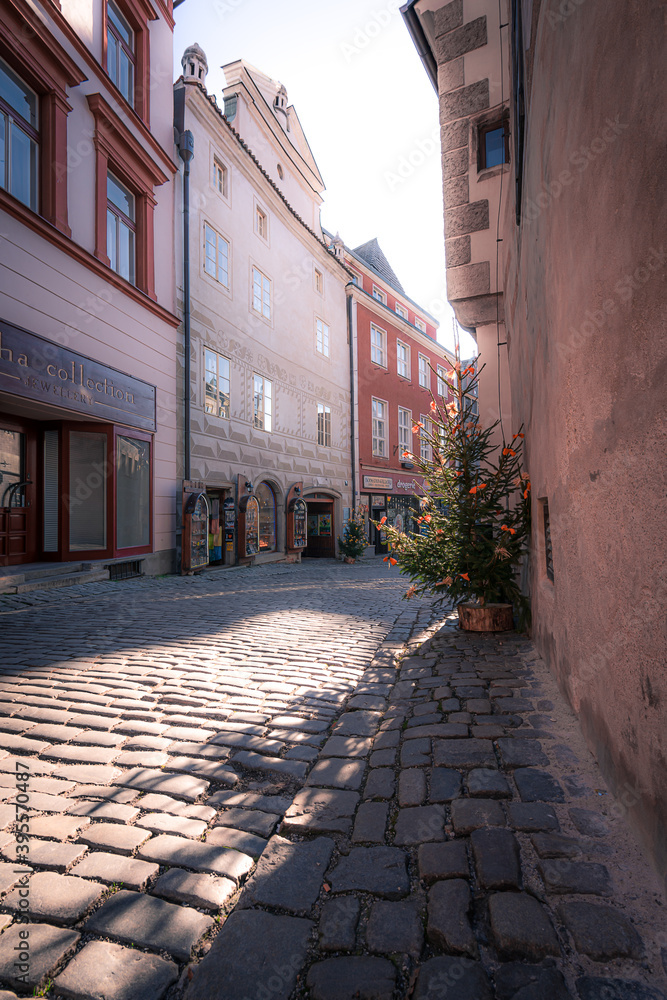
353;238;405;294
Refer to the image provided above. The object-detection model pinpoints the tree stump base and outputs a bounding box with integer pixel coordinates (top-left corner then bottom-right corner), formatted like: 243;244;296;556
458;603;514;632
343;556;355;564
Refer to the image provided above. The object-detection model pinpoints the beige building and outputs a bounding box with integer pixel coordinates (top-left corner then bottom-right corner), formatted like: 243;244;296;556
174;47;353;565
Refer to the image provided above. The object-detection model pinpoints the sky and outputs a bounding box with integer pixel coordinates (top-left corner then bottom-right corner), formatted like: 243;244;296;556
172;0;476;357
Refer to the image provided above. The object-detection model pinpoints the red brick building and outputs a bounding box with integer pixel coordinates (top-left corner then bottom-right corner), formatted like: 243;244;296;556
337;236;455;550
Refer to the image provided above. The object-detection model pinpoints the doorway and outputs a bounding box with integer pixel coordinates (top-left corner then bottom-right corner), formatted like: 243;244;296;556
0;420;38;565
303;497;335;558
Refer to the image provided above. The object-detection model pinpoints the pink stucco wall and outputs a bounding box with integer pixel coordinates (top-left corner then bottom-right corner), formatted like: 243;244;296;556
502;0;667;879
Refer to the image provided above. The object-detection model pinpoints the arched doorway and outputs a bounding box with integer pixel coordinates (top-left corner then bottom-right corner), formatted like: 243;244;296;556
255;482;276;552
303;493;335;558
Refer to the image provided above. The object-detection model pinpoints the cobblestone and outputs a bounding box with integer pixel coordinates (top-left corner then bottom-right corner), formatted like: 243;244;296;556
307;956;396;1000
53;940;178;1000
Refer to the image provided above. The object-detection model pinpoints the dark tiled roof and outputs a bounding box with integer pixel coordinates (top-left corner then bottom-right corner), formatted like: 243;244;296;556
353;238;405;294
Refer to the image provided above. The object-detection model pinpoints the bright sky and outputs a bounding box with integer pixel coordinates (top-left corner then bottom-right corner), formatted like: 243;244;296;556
173;0;476;357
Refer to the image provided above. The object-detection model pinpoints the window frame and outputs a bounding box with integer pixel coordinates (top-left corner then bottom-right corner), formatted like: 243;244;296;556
316;317;330;358
370;323;387;368
106;0;135;109
314;267;324;294
212;155;229;201
372;285;387;305
436;365;448;397
398;406;411;454
420;414;432;461
204;347;231;419
253;373;272;432
0;58;39;213
254;200;269;243
106;169;136;285
396;339;410;380
317;402;332;447
395;302;407;319
414;317;426;333
371;397;388;458
478;119;510;171
418;354;430;390
102;0;150;123
203;220;230;289
251;265;272;321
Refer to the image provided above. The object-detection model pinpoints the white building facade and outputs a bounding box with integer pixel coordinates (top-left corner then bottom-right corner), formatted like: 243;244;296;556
174;48;353;565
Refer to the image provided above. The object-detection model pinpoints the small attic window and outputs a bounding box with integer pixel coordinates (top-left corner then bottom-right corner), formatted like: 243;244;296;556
277;164;284;180
224;95;237;122
198;67;204;79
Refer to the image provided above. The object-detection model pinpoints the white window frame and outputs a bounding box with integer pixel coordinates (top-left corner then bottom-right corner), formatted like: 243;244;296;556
398;406;411;454
351;270;362;287
437;365;448;396
253;373;272;432
212;156;229;200
314;267;324;294
372;397;388;457
204;348;230;419
414;317;426;333
418;353;430;389
251;265;272;320
420;414;432;461
370;324;386;367
203;221;230;289
396;340;410;380
372;285;387;305
254;200;269;243
395;303;407;319
317;403;331;447
316;318;329;358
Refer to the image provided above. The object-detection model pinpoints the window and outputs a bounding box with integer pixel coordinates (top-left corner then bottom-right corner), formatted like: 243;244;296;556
69;431;107;551
0;59;39;211
204;223;229;287
253;374;272;431
116;434;150;549
395;303;407;319
317;403;331;447
107;171;135;284
314;268;323;294
397;340;410;379
370;324;386;367
252;267;271;319
255;205;268;240
277;163;284;179
398;407;411;454
372;286;386;305
204;348;230;418
351;271;362;287
256;481;276;552
542;499;554;581
414;317;426;333
106;0;135;107
479;121;509;170
213;158;228;197
372;398;387;457
418;354;430;389
316;318;329;357
437;365;448;396
420;415;432;461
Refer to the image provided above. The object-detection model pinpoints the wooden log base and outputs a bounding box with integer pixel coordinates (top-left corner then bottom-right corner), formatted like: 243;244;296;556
458;602;514;632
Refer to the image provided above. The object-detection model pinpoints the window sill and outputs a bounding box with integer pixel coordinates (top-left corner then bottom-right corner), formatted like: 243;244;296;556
477;163;511;182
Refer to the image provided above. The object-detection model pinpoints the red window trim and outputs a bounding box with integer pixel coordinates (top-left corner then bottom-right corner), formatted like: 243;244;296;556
87;92;168;301
0;0;87;236
102;0;153;125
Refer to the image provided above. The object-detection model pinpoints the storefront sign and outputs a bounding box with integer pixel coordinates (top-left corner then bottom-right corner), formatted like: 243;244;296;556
395;478;424;494
363;475;393;490
0;319;156;431
370;495;386;508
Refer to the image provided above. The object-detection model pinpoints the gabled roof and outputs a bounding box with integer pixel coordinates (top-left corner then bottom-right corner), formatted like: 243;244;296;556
353;238;406;294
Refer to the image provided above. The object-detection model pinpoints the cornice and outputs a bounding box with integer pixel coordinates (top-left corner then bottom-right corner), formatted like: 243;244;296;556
349;285;453;361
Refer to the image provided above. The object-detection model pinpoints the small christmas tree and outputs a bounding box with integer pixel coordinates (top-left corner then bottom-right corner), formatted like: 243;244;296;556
375;359;530;623
338;506;368;561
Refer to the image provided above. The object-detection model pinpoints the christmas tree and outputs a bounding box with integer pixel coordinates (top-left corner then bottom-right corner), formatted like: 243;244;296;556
376;359;530;623
338;506;368;561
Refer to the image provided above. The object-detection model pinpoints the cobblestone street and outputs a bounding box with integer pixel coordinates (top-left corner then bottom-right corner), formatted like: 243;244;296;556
0;561;664;1000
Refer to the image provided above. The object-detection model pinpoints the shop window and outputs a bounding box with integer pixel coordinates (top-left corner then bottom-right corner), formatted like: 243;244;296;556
372;397;387;457
0;59;38;211
255;481;276;552
252;266;271;319
106;0;135;108
204;348;230;418
371;324;386;367
418;354;430;389
43;430;59;552
317;403;331;447
316;318;329;357
253;373;272;431
69;431;107;551
398;407;411;453
397;340;410;379
107;171;136;285
116;434;150;549
204;222;229;287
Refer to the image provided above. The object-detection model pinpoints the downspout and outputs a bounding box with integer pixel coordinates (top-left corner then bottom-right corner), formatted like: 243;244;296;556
346;287;357;510
178;129;194;481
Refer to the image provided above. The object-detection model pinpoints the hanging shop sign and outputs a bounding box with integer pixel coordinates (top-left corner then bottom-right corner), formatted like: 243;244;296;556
0;319;156;430
363;475;393;490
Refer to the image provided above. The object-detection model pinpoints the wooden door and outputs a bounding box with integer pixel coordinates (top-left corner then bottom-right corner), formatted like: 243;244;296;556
0;423;38;565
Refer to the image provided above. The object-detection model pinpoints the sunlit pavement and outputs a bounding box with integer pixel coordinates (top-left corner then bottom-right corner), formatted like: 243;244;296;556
0;562;664;999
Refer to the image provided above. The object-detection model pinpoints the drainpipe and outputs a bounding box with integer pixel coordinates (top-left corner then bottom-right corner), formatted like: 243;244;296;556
178;129;194;481
346;288;357;510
